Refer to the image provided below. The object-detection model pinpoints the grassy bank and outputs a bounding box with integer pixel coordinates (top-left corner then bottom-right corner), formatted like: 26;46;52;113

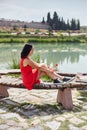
0;34;87;43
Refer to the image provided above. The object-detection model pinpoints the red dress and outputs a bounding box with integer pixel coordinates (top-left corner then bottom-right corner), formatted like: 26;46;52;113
20;58;40;90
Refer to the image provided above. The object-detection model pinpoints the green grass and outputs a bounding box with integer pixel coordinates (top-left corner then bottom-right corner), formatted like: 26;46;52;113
9;58;20;69
0;35;87;43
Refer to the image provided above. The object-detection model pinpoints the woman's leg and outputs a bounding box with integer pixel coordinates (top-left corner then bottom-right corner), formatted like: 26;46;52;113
37;63;72;82
37;71;46;79
36;64;63;80
45;71;63;80
39;63;64;80
36;64;46;79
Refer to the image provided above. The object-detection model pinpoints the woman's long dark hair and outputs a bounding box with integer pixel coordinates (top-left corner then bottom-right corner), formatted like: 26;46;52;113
21;43;33;58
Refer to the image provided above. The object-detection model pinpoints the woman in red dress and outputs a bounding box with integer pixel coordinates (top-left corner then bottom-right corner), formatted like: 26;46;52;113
20;43;71;90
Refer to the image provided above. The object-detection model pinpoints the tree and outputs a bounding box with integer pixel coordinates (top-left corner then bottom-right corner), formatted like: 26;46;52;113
67;19;70;30
58;18;61;30
48;26;53;36
77;20;80;30
71;19;77;30
42;17;45;23
47;12;51;23
47;12;53;27
45;11;80;31
60;17;65;30
13;25;17;31
23;24;27;32
52;11;59;30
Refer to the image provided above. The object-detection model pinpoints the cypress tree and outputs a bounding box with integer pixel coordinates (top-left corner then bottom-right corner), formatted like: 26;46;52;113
47;12;51;24
61;17;64;30
52;11;59;30
47;12;53;27
77;20;80;30
67;19;70;30
58;18;61;30
71;19;77;30
42;17;45;23
46;12;80;31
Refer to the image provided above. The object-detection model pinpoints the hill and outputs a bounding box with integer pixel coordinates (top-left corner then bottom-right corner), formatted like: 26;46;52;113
0;18;49;30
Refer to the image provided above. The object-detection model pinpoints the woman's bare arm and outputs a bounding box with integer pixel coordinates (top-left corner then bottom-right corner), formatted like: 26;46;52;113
23;58;53;72
23;58;40;68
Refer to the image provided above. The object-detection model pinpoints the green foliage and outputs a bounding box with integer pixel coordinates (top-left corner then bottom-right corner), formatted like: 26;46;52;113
35;29;40;34
32;53;40;63
0;32;87;43
10;58;20;69
42;75;52;82
46;11;80;30
28;36;87;43
28;38;57;43
23;24;27;32
13;25;17;31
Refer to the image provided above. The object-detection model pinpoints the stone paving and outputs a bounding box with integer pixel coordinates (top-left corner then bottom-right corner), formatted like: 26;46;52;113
0;88;87;130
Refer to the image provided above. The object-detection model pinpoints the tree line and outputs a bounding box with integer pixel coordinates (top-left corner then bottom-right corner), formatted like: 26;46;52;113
42;11;80;31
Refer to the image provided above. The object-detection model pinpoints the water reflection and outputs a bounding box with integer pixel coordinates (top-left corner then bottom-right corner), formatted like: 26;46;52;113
38;47;86;65
35;43;87;73
0;43;87;73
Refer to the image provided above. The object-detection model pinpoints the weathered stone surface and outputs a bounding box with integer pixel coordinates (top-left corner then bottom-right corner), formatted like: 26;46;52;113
28;125;43;130
0;88;87;130
18;122;29;129
0;124;9;130
6;120;18;127
69;117;84;125
0;113;19;119
82;125;87;130
6;127;22;130
55;116;66;121
39;112;48;116
83;105;87;109
31;119;41;125
69;124;83;130
40;115;52;121
0;109;6;113
81;116;87;120
63;113;74;118
45;121;61;130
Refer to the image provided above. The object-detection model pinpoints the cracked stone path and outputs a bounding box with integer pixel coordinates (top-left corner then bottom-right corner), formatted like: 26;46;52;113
0;88;87;130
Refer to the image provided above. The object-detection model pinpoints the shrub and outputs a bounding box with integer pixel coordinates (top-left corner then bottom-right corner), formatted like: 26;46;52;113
9;58;20;69
9;54;40;69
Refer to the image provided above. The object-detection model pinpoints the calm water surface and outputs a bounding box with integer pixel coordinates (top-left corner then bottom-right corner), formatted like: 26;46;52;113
0;43;87;73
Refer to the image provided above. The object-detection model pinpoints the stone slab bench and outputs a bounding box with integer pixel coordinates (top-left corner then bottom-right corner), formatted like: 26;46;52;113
0;75;87;110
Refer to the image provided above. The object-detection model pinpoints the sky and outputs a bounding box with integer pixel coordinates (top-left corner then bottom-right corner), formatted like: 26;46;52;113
0;0;87;26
